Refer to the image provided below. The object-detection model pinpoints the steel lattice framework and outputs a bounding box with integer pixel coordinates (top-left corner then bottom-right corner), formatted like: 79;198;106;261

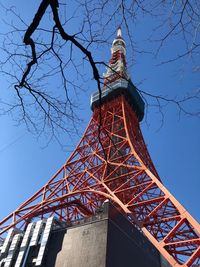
0;96;199;266
0;28;199;267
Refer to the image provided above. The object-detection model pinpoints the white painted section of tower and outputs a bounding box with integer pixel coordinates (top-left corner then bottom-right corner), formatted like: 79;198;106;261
117;27;122;37
104;28;129;82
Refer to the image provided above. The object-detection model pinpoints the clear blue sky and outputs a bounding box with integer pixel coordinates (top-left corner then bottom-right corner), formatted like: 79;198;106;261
0;0;199;224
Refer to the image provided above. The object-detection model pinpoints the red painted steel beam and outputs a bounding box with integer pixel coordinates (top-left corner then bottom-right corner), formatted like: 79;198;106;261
0;96;199;267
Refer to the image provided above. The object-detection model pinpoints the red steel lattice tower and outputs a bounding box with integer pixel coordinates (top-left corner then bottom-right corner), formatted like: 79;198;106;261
0;28;200;266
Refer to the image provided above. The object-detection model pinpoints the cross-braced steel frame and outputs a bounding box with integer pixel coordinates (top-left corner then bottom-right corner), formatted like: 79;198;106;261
0;96;199;266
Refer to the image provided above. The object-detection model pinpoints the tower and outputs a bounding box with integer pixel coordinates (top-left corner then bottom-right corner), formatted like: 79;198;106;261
0;28;199;266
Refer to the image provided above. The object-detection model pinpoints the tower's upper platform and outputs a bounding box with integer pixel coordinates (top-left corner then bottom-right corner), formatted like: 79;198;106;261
90;27;145;122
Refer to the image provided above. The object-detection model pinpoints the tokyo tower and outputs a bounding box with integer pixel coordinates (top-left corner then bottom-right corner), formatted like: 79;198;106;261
0;28;199;267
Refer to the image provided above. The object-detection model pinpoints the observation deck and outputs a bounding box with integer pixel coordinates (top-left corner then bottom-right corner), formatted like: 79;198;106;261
90;79;145;122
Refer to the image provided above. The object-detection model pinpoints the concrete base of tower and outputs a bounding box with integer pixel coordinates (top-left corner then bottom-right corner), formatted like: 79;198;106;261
43;202;171;267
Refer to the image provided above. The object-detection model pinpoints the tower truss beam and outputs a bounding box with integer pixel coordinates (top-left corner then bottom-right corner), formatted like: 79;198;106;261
0;96;199;267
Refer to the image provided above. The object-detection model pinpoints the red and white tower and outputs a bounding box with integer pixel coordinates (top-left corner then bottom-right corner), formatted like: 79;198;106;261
104;27;130;85
0;28;199;267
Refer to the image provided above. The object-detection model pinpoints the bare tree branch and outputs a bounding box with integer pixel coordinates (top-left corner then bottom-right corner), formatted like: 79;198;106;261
0;0;199;144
